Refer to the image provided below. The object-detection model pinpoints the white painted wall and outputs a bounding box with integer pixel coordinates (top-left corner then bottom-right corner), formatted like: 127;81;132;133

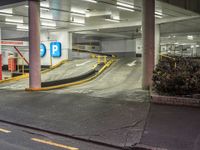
41;30;71;65
101;39;136;53
136;38;142;54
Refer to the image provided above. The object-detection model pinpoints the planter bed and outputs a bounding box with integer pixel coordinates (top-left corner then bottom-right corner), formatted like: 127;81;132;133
151;93;200;107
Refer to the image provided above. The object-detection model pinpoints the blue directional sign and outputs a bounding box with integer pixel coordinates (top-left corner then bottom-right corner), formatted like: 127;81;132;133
40;43;46;57
50;42;62;57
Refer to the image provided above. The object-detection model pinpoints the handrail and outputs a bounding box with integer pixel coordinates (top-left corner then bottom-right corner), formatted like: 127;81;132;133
14;46;29;65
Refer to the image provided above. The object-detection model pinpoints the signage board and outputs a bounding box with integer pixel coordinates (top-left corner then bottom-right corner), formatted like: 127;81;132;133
40;43;46;57
50;42;62;57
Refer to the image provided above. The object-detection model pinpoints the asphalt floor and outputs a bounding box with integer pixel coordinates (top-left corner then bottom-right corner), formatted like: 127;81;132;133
0;57;200;150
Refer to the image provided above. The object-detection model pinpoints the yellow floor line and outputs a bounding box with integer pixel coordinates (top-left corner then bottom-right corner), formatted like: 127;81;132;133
26;59;116;91
31;138;79;150
0;60;67;84
0;128;11;133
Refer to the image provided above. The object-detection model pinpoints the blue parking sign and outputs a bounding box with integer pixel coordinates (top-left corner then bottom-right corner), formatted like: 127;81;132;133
50;42;62;57
40;43;46;57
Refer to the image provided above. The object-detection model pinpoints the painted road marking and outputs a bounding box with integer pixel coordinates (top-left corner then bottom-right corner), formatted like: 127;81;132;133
0;128;11;133
31;138;79;150
127;60;137;67
76;60;91;67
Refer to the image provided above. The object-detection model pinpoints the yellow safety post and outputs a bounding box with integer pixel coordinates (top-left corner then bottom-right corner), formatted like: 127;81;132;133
159;54;176;68
103;56;107;64
97;55;101;64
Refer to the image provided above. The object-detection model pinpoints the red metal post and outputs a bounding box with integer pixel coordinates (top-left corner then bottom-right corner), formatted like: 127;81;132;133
14;46;29;65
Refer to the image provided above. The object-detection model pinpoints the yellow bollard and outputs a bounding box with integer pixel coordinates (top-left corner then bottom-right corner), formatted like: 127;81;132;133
97;56;101;64
104;56;107;64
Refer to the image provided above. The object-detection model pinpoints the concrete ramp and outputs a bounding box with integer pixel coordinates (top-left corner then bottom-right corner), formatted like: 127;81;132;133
58;57;148;102
0;58;97;90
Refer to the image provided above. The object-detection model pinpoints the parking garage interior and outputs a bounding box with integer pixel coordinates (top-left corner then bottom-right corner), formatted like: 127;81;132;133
0;1;200;150
0;0;199;94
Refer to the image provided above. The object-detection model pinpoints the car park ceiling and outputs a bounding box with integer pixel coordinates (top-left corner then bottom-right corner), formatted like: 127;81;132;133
0;0;198;39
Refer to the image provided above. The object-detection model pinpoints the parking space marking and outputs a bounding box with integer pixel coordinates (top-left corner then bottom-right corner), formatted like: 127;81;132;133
0;128;11;133
31;138;79;150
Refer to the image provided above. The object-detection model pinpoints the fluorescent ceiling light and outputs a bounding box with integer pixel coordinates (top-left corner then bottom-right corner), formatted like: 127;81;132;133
5;17;23;23
0;8;13;16
155;11;163;16
82;0;97;3
117;2;134;9
187;35;193;40
117;6;134;12
196;45;199;48
105;18;120;23
155;15;162;18
40;1;50;8
17;24;28;30
41;21;56;27
5;22;17;25
41;7;50;11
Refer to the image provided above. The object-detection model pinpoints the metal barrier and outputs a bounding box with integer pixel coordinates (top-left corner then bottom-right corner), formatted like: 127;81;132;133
97;55;108;64
160;54;176;68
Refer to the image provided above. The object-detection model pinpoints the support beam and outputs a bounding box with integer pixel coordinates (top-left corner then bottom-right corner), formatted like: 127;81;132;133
142;0;155;90
0;28;2;80
29;0;41;89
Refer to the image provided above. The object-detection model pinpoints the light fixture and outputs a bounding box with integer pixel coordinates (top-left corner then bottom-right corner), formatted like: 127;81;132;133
41;21;56;27
105;18;120;23
117;2;134;8
155;11;163;18
155;15;162;18
187;35;193;40
42;26;57;29
0;8;13;16
117;6;134;12
5;17;24;23
196;45;200;48
82;0;97;3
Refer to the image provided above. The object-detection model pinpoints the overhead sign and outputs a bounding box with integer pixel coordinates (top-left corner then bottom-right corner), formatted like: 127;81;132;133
40;43;46;57
0;40;28;46
50;42;62;57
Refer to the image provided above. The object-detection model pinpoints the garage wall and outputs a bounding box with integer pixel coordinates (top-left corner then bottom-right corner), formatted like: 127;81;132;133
101;39;136;57
41;30;71;65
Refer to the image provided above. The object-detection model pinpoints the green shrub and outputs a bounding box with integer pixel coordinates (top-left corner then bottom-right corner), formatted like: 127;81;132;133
153;56;200;96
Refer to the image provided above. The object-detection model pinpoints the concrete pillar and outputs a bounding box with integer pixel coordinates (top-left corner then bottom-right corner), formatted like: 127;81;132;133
28;0;41;89
142;0;155;90
155;25;160;65
0;28;2;80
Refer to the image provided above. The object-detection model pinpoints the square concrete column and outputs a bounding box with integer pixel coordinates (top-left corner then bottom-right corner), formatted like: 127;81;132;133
0;28;2;80
142;0;155;90
29;0;41;89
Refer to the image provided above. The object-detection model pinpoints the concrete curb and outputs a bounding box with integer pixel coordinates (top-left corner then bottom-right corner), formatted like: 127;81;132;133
133;144;167;150
151;93;200;107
